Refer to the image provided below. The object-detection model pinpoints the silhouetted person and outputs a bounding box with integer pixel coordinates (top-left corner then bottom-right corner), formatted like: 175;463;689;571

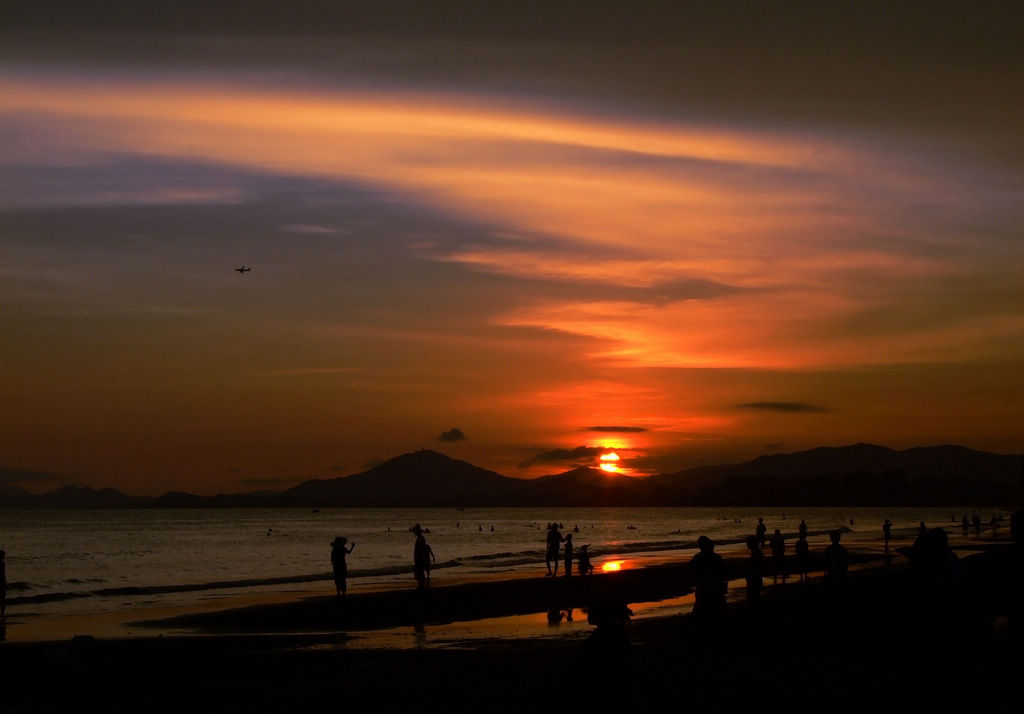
973;514;982;537
919;520;927;537
546;522;564;576
823;530;848;587
795;536;810;582
577;544;593;576
883;519;893;552
999;510;1024;663
798;519;808;540
910;527;963;641
577;583;632;709
0;549;6;621
769;529;786;584
563;533;574;576
756;518;767;550
745;535;762;608
961;515;969;537
691;536;727;621
331;536;355;598
909;527;964;693
412;524;435;590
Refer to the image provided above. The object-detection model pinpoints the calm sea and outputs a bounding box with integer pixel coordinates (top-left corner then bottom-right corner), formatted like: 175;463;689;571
0;506;996;619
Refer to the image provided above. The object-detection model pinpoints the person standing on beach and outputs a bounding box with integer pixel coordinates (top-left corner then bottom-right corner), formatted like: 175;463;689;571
961;515;970;537
563;533;574;577
545;522;564;576
331;537;355;599
745;535;762;608
823;530;848;586
883;519;893;553
798;519;808;541
769;529;786;584
999;511;1024;663
691;536;727;621
756;518;767;550
0;549;7;620
795;536;810;582
412;524;435;590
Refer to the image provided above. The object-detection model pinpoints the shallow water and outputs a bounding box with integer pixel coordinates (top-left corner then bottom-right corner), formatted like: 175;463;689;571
0;505;1000;619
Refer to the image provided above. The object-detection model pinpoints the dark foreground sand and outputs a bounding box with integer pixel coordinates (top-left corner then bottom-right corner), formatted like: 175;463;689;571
0;543;1019;713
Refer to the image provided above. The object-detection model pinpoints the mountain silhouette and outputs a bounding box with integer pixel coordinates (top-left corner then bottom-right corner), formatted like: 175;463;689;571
281;449;525;507
648;443;1024;505
1;443;1020;508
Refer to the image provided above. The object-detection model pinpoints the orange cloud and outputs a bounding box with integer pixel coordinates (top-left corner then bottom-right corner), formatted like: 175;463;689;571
2;70;1019;377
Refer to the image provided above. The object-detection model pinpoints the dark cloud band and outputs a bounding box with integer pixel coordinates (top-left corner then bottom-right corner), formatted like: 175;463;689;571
521;445;607;467
735;402;827;413
586;425;647;433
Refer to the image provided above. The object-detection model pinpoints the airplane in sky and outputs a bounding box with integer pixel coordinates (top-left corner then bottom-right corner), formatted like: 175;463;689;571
235;266;251;274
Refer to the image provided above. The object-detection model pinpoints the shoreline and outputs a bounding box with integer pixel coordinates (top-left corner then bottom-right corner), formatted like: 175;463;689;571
0;538;1017;711
1;528;1009;644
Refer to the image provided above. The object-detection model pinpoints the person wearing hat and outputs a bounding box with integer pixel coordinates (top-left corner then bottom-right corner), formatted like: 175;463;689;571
412;524;435;590
331;537;355;598
691;535;726;621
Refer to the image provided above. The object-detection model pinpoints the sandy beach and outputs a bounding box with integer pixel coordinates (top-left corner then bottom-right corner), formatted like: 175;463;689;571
1;531;1019;712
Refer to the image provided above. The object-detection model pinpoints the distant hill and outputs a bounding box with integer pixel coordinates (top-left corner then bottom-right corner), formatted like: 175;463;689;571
31;485;147;509
525;466;646;507
1;444;1021;508
279;450;525;507
0;483;34;507
647;443;1024;506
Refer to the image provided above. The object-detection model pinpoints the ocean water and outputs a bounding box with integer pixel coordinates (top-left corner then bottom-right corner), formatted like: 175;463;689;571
0;506;997;619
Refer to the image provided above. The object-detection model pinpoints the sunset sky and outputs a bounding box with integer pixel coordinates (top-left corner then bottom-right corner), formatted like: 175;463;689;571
2;1;1023;495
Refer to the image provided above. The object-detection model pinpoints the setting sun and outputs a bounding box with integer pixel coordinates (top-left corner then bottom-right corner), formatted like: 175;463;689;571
599;452;620;473
601;560;624;572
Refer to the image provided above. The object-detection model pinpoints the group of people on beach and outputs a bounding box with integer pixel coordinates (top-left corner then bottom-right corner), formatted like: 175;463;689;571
693;519;854;619
323;510;1019;630
330;523;439;598
544;522;592;577
957;512;1004;538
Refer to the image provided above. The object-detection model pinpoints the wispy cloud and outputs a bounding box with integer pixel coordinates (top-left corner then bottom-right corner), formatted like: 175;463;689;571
4;71;1020;376
281;224;349;235
250;367;368;378
735;402;828;413
0;467;65;487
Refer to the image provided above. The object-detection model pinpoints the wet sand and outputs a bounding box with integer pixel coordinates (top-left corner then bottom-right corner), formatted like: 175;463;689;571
0;535;1018;712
